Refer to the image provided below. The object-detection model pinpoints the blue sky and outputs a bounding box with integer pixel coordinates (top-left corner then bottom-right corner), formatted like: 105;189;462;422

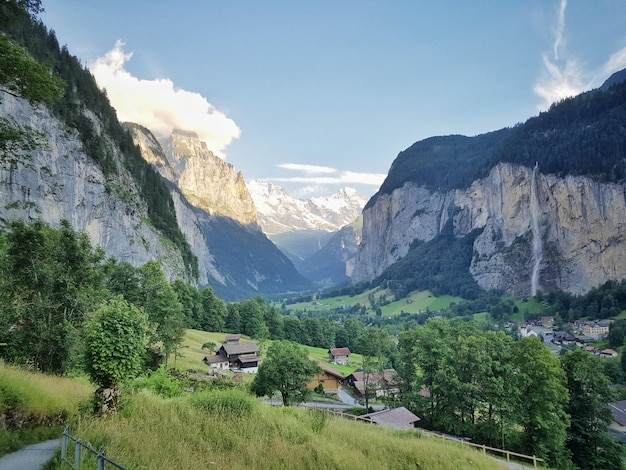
41;1;626;198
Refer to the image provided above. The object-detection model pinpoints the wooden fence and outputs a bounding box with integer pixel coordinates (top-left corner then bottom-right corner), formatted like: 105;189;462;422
317;408;544;469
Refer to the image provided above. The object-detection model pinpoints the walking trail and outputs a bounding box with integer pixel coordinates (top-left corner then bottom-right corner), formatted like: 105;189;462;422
0;439;59;470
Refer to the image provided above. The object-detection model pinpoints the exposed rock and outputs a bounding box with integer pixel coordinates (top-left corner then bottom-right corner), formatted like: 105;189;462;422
162;130;257;225
352;163;626;296
0;94;187;281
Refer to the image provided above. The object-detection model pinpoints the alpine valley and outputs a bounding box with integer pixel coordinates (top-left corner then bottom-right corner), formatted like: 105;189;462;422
2;10;626;303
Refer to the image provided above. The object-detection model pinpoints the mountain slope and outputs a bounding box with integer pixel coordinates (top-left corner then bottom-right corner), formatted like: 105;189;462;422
0;14;311;300
249;179;367;235
353;71;626;297
128;125;312;300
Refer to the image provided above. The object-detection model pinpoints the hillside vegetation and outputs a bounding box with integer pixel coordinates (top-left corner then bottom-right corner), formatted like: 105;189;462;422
59;389;506;470
372;72;626;202
0;360;93;455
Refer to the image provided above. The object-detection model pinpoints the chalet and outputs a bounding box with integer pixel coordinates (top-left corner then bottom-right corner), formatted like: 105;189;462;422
608;401;626;443
328;347;351;365
235;353;260;373
600;349;618;358
307;362;345;395
609;401;626;432
552;331;577;345
360;407;420;430
217;338;259;367
346;369;399;398
203;354;229;371
202;334;259;372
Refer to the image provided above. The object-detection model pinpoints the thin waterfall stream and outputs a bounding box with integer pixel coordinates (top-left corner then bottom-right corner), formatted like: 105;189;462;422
530;163;543;296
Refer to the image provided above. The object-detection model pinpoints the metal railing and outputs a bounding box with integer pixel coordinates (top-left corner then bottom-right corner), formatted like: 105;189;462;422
61;426;126;470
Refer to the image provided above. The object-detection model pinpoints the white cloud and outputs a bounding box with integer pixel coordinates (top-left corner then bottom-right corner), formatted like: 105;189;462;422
271;163;385;187
534;0;626;110
276;163;337;174
90;40;240;157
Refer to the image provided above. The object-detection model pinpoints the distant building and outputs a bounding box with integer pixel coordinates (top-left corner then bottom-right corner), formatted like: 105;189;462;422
203;334;259;373
360;407;420;430
307;362;345;395
328;347;351;365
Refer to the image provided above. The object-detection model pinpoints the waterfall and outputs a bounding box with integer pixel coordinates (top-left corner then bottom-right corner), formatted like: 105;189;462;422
530;163;543;296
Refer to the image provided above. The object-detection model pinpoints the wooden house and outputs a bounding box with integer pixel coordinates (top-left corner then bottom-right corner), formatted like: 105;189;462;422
328;347;351;365
307;362;345;395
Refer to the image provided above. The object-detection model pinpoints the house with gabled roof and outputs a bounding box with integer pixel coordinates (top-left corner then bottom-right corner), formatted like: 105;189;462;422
360;407;420;430
328;347;351;365
307;362;345;395
203;334;259;373
346;368;399;398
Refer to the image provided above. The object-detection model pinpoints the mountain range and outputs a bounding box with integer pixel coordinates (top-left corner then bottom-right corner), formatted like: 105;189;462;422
351;69;626;297
248;180;366;285
3;11;626;301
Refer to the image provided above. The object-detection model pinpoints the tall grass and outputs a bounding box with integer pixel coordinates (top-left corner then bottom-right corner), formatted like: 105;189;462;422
0;360;94;456
0;360;93;415
67;390;507;470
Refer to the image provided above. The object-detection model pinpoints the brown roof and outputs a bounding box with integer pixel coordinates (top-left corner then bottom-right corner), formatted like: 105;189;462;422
329;347;351;357
220;341;259;357
318;362;345;379
237;354;260;364
225;334;241;342
348;369;397;395
361;407;420;429
203;354;228;364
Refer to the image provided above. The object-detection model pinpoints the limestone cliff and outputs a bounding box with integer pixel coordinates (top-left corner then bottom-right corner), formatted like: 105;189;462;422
351;163;626;296
128;125;312;300
162;130;257;225
0;94;187;280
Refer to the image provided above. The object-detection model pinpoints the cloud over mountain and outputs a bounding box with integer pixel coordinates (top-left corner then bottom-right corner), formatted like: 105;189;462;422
90;41;240;157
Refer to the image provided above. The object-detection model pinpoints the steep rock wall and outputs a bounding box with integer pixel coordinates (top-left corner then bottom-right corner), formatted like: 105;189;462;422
0;94;186;279
352;163;626;296
162;130;257;225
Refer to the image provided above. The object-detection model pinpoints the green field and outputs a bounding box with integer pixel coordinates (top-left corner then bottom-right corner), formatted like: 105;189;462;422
285;288;463;318
175;330;362;377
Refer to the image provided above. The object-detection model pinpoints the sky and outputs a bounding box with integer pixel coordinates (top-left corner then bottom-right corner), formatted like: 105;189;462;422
40;0;626;198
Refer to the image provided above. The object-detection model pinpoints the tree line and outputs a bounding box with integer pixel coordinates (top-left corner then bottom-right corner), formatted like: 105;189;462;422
393;317;622;469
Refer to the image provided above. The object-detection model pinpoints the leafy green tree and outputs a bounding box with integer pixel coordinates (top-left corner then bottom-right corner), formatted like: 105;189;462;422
250;340;319;406
511;337;570;466
0;219;104;373
224;303;241;333
137;261;184;364
357;327;389;410
561;349;623;470
85;297;148;413
199;286;227;332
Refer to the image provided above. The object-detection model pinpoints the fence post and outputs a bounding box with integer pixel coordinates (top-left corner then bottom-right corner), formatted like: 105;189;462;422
97;453;105;470
74;439;82;469
533;455;538;469
61;427;68;461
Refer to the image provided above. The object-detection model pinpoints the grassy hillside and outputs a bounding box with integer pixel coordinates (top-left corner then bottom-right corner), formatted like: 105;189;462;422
288;288;462;318
176;329;362;377
0;360;93;456
64;390;507;470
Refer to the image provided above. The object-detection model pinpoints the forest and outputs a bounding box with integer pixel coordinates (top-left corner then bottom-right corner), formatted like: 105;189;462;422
370;66;626;204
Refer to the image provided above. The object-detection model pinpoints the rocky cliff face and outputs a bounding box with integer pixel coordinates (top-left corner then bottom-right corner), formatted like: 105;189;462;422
351;163;626;296
128;125;311;299
0;94;187;280
162;130;257;225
